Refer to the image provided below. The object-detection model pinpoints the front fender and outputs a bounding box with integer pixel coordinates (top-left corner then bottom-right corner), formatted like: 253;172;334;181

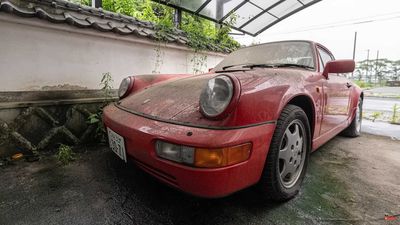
126;74;192;96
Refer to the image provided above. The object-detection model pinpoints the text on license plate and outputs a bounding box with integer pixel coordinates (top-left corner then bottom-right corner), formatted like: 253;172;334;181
107;127;127;162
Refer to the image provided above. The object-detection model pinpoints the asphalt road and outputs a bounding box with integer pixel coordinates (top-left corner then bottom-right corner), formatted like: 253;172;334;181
364;87;400;95
1;134;399;225
363;97;400;113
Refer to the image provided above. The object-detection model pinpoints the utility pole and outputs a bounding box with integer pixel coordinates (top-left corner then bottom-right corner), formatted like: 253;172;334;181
375;50;380;85
366;49;370;83
352;32;357;79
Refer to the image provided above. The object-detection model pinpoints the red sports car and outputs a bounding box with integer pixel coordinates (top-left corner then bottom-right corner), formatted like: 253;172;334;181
103;40;362;200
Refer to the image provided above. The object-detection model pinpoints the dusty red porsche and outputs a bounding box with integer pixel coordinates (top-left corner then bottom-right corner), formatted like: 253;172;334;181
103;40;363;200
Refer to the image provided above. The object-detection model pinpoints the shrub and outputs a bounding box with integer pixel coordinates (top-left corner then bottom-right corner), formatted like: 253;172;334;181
57;144;75;165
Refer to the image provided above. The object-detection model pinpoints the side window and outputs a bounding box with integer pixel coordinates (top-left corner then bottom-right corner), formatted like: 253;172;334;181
317;47;333;71
318;53;324;71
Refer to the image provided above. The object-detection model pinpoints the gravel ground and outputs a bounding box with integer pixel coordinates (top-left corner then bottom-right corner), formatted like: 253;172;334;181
0;134;399;225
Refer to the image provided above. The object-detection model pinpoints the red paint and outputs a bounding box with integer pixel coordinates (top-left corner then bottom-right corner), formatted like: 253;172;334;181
103;41;362;197
322;60;355;78
103;105;275;197
384;215;398;221
124;74;191;97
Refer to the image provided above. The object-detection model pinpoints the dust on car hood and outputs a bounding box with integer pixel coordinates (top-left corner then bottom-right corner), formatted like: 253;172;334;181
116;69;288;127
117;74;210;125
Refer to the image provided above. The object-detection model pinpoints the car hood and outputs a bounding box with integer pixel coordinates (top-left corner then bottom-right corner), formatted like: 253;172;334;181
116;68;306;127
118;74;211;125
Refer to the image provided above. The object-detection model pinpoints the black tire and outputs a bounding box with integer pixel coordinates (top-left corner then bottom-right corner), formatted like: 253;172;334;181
258;104;311;201
341;97;363;137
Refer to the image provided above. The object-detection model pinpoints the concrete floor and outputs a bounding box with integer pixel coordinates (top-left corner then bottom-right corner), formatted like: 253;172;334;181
362;120;400;139
1;133;399;225
360;96;400;139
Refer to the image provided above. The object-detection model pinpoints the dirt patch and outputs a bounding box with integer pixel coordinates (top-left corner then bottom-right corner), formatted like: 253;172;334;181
0;134;399;225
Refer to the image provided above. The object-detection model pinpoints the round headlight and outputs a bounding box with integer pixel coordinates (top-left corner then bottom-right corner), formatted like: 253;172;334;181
118;77;133;98
200;75;234;118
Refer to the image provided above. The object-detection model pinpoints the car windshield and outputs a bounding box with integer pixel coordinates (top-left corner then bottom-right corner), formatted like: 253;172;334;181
214;41;315;71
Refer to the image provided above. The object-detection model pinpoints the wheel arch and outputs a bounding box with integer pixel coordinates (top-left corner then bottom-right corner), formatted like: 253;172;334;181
285;95;316;139
350;88;364;120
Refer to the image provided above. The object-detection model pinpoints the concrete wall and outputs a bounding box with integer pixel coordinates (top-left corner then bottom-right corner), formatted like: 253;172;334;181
0;14;225;91
0;13;226;156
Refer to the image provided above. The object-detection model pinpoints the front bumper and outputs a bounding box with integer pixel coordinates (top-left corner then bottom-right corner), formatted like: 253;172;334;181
103;104;276;198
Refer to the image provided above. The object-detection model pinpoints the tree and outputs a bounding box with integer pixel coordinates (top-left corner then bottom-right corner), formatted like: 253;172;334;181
388;60;400;81
67;0;239;52
355;58;400;85
356;60;372;82
374;58;390;85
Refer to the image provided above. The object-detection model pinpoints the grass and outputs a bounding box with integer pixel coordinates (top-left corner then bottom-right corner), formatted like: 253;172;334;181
391;104;399;124
352;80;373;89
371;112;382;122
56;144;75;165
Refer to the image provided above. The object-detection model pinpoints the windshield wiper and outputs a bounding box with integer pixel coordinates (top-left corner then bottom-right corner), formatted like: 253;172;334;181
221;63;314;71
272;63;314;70
222;64;251;70
242;64;275;69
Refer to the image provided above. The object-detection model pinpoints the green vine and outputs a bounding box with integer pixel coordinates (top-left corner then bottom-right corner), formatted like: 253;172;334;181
152;42;164;74
68;0;240;73
191;53;207;74
151;21;171;73
87;72;114;143
100;72;113;102
68;0;240;53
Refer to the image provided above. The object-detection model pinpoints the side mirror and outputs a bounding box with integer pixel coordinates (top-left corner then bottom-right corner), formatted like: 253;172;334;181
208;68;214;72
322;59;355;79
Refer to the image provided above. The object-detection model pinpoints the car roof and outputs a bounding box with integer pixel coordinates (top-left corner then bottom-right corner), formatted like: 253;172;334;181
241;40;317;49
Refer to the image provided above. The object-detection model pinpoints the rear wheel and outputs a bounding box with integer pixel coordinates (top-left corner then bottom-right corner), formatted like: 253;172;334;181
258;104;311;201
341;97;362;137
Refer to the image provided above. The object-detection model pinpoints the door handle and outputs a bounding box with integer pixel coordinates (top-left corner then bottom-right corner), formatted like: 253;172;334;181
346;82;352;88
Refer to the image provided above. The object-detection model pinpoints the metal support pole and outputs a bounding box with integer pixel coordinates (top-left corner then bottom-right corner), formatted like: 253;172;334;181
375;50;379;85
366;49;370;83
173;9;182;28
351;31;357;79
92;0;102;8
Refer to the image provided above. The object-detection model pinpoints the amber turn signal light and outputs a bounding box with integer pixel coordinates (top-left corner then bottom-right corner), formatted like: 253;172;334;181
194;143;252;168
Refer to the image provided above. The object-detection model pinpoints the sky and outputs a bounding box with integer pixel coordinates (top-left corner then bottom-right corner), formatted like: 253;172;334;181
233;0;400;62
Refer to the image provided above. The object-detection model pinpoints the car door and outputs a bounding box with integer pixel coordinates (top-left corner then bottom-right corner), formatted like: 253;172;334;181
318;47;352;135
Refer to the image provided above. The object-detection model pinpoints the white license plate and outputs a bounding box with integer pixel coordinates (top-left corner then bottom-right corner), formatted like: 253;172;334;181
107;127;127;162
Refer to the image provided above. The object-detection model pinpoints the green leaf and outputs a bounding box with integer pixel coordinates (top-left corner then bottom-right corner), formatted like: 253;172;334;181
89;117;100;124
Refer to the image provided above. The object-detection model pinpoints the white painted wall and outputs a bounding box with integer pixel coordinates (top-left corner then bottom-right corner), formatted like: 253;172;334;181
0;14;225;91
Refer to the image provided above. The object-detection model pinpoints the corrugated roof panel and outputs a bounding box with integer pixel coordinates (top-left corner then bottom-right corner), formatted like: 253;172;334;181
242;12;277;34
154;0;322;36
269;0;303;18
